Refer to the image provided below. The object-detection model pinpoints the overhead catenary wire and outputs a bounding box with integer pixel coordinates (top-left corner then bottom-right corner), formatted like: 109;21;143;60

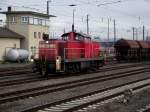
0;0;145;23
97;0;122;6
0;0;150;39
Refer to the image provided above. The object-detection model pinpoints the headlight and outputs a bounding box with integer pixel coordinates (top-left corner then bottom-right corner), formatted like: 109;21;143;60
31;59;34;62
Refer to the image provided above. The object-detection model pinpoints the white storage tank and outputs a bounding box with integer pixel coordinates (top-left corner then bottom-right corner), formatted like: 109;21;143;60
6;48;29;61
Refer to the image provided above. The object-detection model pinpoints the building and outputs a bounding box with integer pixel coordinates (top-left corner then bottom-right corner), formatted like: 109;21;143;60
1;7;55;60
0;27;25;60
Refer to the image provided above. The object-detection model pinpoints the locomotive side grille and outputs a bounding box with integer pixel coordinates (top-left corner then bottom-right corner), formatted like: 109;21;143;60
39;42;57;61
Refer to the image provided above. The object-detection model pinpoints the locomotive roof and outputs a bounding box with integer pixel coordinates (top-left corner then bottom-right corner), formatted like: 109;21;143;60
114;39;140;48
61;32;91;39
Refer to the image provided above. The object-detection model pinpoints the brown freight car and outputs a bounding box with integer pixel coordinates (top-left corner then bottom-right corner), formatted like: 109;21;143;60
114;39;150;62
137;40;150;60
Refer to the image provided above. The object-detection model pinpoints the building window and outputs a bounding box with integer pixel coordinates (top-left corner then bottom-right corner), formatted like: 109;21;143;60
34;18;38;25
10;16;17;24
31;46;36;54
42;32;45;39
29;17;34;24
31;46;33;49
34;32;37;38
46;20;50;26
38;32;41;39
42;19;46;26
38;19;42;25
21;16;29;24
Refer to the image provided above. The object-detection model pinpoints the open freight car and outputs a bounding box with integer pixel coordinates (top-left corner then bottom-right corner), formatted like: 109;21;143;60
33;31;104;77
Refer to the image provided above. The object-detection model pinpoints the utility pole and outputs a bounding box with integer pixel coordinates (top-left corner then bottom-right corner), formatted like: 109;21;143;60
72;9;75;32
113;19;116;45
136;28;138;40
86;14;89;35
69;4;77;32
63;28;66;33
107;18;110;42
147;31;149;41
143;25;145;40
47;0;51;15
132;27;135;40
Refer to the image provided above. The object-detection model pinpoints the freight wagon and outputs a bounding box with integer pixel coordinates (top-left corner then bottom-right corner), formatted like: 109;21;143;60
114;39;150;62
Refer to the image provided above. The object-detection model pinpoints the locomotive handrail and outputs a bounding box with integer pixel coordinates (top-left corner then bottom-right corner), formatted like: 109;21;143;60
33;47;102;61
64;48;101;60
31;48;57;60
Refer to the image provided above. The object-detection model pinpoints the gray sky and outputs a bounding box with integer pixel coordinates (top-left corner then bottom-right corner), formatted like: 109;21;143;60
0;0;150;40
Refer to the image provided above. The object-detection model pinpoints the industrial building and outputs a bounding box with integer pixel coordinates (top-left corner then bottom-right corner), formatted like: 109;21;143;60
0;7;55;61
0;27;25;60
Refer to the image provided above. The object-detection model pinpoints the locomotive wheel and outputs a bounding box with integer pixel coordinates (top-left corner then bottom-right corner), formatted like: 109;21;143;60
75;63;80;73
42;68;48;77
40;64;48;77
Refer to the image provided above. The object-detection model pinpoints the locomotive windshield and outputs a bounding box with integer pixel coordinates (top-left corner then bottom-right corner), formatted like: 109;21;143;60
61;32;88;41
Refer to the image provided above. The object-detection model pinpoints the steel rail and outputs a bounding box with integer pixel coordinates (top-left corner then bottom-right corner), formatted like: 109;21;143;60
0;66;150;104
21;77;150;112
0;62;149;87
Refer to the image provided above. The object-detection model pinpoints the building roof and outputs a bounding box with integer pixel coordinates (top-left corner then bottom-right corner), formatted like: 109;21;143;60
0;27;25;39
1;11;56;18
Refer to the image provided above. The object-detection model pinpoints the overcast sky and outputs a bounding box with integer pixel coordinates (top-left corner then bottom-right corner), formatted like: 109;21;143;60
0;0;150;40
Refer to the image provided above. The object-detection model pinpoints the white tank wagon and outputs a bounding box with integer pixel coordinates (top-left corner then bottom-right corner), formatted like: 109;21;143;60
6;49;29;61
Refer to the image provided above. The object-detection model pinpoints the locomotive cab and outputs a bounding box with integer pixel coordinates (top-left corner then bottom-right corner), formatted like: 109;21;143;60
38;39;65;76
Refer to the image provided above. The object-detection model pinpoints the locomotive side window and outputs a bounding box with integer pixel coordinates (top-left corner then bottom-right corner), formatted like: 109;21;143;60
75;35;83;41
84;37;90;42
39;43;45;48
39;43;55;48
49;44;56;48
45;44;56;48
45;44;50;48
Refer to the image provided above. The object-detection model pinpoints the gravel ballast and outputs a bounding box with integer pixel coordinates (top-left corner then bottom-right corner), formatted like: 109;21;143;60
86;87;150;112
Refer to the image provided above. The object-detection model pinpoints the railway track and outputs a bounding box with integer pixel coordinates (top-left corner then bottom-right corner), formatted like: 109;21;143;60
0;69;32;77
0;65;150;105
39;80;150;112
0;62;141;78
136;104;150;112
0;62;149;87
0;73;41;87
0;63;129;83
0;62;148;77
22;77;150;112
0;66;30;72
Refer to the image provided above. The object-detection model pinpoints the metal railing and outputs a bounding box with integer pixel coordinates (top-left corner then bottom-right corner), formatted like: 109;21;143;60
64;48;101;60
31;47;101;60
31;48;57;60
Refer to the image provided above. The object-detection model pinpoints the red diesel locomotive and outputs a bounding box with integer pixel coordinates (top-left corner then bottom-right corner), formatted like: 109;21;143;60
33;31;104;77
